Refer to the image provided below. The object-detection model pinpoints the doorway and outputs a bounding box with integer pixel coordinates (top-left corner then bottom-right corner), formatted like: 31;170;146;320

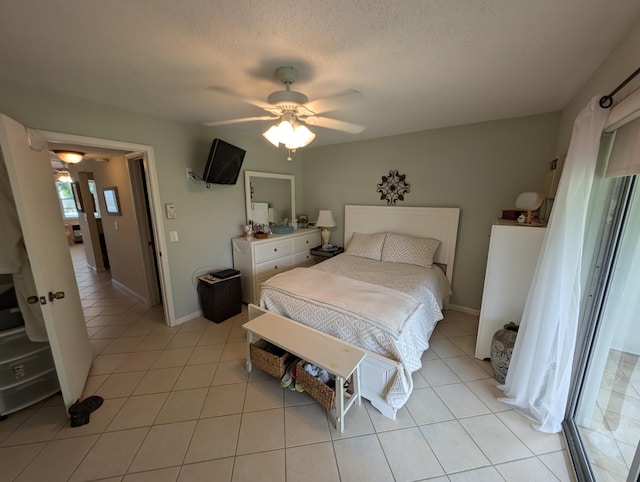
564;169;640;479
41;130;175;326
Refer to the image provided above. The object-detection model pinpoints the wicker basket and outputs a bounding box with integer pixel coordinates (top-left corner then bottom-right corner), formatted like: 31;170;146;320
295;360;336;410
250;339;290;378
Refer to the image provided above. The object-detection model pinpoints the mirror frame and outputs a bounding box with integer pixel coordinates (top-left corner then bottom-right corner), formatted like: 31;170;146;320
244;170;295;225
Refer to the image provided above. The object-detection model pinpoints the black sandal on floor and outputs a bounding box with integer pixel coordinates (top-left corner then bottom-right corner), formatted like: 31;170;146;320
69;410;91;427
68;395;104;416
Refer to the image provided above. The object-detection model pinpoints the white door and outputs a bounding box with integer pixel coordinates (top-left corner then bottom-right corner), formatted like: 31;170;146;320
0;114;92;411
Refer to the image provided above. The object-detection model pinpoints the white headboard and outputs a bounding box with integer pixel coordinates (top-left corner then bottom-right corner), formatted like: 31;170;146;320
344;205;460;284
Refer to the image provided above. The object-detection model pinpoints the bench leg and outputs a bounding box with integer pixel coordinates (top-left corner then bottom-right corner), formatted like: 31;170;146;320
246;331;253;372
353;366;362;407
336;375;345;433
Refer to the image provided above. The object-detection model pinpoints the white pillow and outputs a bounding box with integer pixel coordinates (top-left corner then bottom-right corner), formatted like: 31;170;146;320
381;233;440;268
345;232;386;260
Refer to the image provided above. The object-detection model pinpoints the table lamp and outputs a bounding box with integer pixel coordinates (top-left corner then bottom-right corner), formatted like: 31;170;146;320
515;192;544;224
316;210;336;248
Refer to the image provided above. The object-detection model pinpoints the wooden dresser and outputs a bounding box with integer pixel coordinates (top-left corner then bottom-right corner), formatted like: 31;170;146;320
232;228;321;304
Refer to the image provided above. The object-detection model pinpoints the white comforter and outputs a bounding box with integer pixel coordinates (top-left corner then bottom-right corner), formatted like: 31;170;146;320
259;254;451;408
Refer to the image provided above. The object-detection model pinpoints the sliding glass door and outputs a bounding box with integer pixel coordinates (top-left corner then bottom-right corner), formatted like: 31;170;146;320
565;169;640;481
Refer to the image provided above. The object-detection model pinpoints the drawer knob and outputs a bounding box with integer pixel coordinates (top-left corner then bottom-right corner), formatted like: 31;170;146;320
274;265;278;269
274;248;278;252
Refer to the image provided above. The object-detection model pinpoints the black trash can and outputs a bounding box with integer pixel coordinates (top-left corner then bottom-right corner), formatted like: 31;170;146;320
197;270;242;323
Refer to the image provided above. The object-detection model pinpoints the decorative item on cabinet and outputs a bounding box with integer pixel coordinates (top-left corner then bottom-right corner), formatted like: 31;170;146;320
490;322;519;383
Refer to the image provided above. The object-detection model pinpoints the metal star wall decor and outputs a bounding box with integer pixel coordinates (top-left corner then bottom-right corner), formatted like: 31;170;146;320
376;170;410;205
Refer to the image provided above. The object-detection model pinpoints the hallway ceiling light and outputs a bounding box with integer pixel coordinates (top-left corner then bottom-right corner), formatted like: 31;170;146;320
53;150;85;164
56;169;72;183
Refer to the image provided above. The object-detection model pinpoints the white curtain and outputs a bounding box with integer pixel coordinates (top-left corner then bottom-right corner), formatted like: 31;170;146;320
498;96;610;433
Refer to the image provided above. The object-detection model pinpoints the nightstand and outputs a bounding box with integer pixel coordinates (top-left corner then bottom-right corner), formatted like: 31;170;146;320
310;245;344;259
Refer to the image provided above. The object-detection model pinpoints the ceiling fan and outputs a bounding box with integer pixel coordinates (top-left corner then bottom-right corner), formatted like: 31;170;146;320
205;66;365;153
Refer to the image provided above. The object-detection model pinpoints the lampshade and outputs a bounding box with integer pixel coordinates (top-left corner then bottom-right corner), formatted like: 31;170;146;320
515;192;544;210
316;210;336;228
54;150;85;164
515;192;544;224
262;115;316;150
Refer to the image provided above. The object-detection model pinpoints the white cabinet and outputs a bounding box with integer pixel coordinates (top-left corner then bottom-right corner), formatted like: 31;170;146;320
475;219;546;360
232;229;321;304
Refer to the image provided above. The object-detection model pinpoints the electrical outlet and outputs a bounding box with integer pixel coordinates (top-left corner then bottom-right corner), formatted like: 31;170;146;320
186;168;192;179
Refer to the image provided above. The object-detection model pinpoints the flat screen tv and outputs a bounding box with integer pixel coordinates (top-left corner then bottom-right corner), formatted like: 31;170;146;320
202;138;246;185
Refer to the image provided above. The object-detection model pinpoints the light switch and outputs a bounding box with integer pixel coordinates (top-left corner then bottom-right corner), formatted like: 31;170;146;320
165;203;177;219
169;231;179;242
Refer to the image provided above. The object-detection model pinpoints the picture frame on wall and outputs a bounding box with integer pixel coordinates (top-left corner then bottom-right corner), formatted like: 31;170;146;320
72;182;84;212
103;187;121;215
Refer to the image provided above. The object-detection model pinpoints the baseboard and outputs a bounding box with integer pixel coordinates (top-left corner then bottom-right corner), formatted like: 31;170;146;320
174;310;203;326
111;279;148;305
447;304;480;316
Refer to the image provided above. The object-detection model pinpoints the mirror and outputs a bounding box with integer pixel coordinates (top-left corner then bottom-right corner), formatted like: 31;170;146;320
244;171;295;226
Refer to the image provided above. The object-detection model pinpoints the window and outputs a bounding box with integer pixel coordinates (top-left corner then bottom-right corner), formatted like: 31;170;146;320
56;181;78;219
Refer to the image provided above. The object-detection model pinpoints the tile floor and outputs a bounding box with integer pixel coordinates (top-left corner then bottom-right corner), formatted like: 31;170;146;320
0;245;576;481
578;349;640;480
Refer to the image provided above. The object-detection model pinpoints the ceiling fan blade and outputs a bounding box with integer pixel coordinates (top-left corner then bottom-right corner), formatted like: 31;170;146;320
207;86;272;110
304;89;364;115
304;116;365;134
204;116;279;127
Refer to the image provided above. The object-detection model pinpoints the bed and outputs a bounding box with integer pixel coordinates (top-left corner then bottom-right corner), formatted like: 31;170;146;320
250;204;460;419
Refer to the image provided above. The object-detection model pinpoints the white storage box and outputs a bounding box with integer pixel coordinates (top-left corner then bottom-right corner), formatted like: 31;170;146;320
0;369;59;416
0;346;55;387
0;329;50;365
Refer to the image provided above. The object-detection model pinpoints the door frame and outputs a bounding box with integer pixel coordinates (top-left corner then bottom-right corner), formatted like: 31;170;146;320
38;130;175;326
126;153;161;306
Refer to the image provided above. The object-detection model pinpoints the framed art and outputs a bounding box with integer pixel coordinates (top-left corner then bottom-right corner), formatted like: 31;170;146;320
103;187;121;215
71;182;84;212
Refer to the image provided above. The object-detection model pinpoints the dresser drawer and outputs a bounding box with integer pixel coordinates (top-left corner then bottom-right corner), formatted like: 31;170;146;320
293;250;314;266
293;232;319;253
254;239;293;263
255;255;294;280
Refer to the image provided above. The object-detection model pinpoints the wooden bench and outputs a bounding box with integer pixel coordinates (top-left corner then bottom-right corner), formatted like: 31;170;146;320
243;311;366;432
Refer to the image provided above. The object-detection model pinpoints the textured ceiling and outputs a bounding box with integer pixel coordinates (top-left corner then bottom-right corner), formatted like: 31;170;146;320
1;1;640;147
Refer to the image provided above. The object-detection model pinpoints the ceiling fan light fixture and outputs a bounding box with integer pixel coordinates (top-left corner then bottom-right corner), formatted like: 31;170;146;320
262;118;315;150
263;125;282;147
287;124;315;149
53;150;85;164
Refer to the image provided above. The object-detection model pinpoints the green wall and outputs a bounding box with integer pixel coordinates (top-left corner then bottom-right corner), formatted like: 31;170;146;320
0;77;299;320
300;113;560;309
0;76;560;316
